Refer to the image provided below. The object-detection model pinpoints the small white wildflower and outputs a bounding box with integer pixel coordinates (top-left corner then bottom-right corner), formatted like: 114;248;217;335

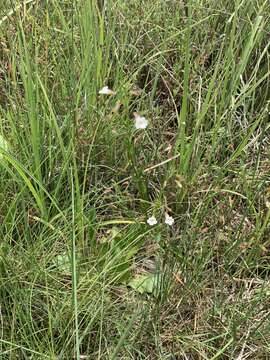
165;213;174;226
98;86;115;95
134;113;148;129
147;216;157;226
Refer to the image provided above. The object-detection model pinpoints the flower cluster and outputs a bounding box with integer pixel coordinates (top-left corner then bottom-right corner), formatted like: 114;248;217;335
99;85;175;227
98;86;148;129
147;213;174;227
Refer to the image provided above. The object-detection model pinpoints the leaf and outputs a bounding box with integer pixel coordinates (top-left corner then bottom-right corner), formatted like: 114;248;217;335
129;86;142;96
128;273;159;296
100;227;120;244
88;208;96;247
54;253;70;274
0;134;9;159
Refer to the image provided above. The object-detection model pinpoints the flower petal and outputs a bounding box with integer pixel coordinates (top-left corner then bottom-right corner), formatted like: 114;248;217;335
165;213;174;226
99;86;116;95
134;113;148;129
147;216;157;226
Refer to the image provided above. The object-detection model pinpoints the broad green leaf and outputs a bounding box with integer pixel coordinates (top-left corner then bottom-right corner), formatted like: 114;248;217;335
128;273;159;296
99;227;120;244
54;253;70;274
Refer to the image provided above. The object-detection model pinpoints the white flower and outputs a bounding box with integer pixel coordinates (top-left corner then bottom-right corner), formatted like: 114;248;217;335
147;216;157;226
165;213;174;226
134;113;148;129
98;86;115;95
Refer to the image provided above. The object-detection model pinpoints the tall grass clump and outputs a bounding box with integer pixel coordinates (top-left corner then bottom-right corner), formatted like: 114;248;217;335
0;0;269;358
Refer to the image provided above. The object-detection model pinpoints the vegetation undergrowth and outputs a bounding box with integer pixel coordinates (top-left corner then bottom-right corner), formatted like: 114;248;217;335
0;0;269;359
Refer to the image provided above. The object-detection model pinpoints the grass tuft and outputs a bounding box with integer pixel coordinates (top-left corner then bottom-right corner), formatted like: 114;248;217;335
0;0;270;358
